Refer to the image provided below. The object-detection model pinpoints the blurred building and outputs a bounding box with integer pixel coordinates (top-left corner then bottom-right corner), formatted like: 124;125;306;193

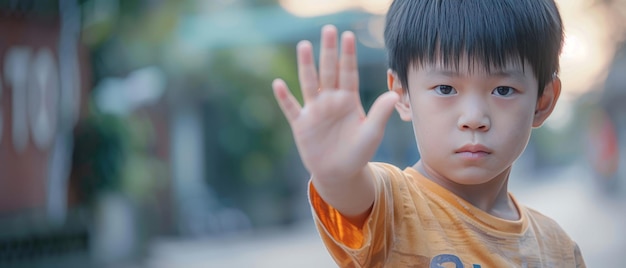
0;0;91;266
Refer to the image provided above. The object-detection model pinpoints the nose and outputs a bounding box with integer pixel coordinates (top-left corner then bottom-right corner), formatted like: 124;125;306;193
457;95;491;131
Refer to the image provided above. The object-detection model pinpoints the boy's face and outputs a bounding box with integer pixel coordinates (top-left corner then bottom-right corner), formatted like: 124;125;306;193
388;59;560;185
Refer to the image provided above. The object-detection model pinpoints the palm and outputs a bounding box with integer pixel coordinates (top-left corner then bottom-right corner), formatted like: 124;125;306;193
293;90;365;178
273;26;398;180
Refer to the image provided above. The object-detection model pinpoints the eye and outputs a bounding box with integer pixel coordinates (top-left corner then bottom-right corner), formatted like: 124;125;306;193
492;86;515;97
434;85;457;95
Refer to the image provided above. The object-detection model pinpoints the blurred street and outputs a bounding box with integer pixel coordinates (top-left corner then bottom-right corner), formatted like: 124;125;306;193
143;164;626;268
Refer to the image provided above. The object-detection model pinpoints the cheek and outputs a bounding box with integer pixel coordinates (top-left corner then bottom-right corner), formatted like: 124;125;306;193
410;95;453;126
494;102;536;152
410;103;451;153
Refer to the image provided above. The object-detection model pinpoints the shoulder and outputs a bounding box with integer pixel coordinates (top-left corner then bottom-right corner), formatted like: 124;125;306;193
370;162;404;174
523;206;586;266
369;162;415;182
524;206;565;232
523;206;562;228
368;162;421;194
523;206;576;243
368;162;429;211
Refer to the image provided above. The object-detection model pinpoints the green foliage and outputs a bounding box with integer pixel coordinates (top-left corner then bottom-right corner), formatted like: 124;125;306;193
72;111;127;202
200;45;301;225
72;106;167;205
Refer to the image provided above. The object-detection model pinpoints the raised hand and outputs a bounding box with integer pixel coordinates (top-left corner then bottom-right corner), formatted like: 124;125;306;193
272;25;398;217
273;24;398;182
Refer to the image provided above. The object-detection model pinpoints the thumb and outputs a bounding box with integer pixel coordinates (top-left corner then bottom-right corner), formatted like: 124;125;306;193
363;91;400;137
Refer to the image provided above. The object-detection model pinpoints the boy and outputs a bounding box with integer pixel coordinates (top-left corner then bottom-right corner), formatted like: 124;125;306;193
272;0;586;267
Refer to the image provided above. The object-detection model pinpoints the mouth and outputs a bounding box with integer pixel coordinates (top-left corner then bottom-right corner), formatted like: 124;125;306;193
455;144;492;156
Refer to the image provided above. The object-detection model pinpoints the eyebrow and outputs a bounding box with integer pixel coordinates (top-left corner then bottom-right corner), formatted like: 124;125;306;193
427;69;527;78
489;70;527;78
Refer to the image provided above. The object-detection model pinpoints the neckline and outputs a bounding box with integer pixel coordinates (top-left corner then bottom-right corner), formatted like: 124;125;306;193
404;167;528;235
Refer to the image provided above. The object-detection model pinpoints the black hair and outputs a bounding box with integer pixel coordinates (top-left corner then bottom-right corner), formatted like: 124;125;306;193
384;0;564;96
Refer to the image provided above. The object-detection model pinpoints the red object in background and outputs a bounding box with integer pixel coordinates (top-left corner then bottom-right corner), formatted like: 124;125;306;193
587;108;619;179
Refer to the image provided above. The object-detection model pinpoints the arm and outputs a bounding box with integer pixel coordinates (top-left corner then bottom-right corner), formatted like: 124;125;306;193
272;25;398;227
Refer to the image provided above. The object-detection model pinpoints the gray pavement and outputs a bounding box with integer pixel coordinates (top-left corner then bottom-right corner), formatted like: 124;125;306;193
144;164;626;267
146;223;335;268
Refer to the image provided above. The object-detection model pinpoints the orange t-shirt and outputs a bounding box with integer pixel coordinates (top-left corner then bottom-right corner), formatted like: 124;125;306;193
309;162;585;267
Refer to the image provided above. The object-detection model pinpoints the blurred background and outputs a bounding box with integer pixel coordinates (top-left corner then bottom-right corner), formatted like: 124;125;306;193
0;0;625;267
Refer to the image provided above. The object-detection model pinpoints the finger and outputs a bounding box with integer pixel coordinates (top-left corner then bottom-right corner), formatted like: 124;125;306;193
338;31;359;92
272;78;302;123
319;25;338;90
363;91;399;138
297;41;319;103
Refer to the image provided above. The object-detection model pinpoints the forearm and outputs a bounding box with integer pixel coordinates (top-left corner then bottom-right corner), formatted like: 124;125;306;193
311;164;376;227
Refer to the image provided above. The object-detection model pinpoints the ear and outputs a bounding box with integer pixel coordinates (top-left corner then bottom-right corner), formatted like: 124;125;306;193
387;69;412;122
532;76;561;128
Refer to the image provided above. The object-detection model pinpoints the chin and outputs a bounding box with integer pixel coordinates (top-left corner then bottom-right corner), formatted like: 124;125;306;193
450;177;492;186
447;170;499;185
